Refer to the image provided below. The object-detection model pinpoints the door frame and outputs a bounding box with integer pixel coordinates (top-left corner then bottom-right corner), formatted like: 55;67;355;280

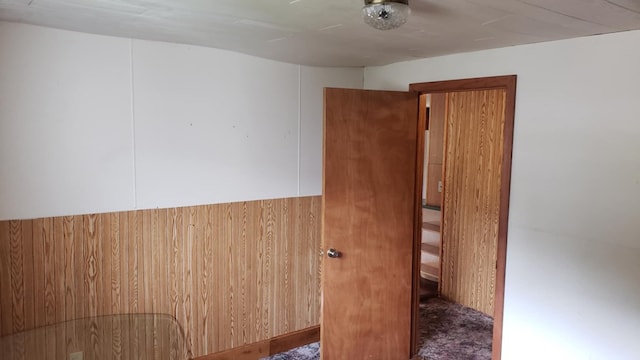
408;75;517;360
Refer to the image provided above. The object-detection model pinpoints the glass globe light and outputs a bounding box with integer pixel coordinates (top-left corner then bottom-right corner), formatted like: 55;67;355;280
363;0;411;31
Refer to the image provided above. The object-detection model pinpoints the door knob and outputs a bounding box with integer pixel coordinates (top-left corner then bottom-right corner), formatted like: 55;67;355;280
327;248;341;258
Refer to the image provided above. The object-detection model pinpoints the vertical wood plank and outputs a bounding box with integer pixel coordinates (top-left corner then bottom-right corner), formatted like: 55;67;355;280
191;206;203;356
245;201;262;344
5;221;25;359
157;208;169;337
101;213;112;317
72;215;85;358
109;212;123;358
221;203;233;350
31;219;45;335
149;209;161;359
9;220;25;333
441;89;506;315
139;210;150;359
85;214;98;317
62;216;76;355
128;210;141;358
37;218;56;357
200;205;214;355
0;221;10;336
21;220;35;359
183;207;194;358
53;217;66;360
170;207;184;355
84;214;99;357
41;218;56;326
262;200;275;341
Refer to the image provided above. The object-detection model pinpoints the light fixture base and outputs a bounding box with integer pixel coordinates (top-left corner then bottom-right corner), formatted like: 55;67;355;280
363;0;410;31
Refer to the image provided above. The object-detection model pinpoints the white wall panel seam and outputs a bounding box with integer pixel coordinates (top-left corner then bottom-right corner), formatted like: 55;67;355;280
130;38;138;209
297;64;302;196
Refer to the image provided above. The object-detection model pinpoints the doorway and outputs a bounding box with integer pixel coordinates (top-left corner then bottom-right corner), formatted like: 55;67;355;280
320;76;516;360
410;76;517;360
418;93;445;302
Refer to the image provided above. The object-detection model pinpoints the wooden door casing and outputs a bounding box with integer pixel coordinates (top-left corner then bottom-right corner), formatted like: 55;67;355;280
410;75;516;360
322;88;418;360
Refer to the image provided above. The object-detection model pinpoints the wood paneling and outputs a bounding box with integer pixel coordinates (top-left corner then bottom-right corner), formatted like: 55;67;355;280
0;196;321;358
440;89;506;316
427;93;445;165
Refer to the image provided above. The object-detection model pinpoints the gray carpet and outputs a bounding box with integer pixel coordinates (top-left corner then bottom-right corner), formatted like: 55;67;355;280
416;298;493;359
263;342;320;360
261;297;493;360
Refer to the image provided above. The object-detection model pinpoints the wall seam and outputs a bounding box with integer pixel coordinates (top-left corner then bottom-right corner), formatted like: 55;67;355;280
129;39;138;208
297;65;302;196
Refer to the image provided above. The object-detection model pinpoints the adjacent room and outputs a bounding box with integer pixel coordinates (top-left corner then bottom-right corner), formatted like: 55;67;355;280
1;1;639;359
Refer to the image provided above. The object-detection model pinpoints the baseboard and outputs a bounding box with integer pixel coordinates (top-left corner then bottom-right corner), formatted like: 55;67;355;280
193;325;320;360
269;326;320;355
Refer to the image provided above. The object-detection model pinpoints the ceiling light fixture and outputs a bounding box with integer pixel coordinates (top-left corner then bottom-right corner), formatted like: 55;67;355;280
363;0;411;31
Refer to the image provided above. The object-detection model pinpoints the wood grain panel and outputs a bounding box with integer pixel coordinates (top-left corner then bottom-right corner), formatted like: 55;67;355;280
427;93;445;165
322;88;418;359
0;222;10;335
440;89;506;316
0;196;321;358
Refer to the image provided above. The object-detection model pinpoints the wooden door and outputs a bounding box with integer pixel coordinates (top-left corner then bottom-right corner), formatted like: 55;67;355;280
440;89;507;316
321;88;419;360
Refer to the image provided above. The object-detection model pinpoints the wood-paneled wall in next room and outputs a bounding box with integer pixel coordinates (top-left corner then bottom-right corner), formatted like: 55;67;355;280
441;90;506;316
0;196;322;358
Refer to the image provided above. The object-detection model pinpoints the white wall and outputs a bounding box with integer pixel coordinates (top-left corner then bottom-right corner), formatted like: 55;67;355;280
299;66;363;195
365;30;640;359
0;22;135;219
0;22;363;220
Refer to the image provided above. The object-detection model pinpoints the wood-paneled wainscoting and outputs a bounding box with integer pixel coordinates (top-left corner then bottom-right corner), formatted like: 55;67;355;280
0;196;321;359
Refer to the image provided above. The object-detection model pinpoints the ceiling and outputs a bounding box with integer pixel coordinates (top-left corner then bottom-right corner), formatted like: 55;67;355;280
1;0;640;67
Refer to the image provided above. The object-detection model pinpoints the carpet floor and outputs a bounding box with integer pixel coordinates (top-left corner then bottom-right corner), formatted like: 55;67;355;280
262;297;493;360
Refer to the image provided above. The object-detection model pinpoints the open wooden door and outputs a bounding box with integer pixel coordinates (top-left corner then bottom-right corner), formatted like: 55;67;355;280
321;88;419;359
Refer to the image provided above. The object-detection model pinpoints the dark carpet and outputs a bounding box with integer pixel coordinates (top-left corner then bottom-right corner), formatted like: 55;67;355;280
416;298;493;359
261;297;493;360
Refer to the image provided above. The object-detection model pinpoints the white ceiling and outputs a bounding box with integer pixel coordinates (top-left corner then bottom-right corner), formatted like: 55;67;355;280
1;0;640;67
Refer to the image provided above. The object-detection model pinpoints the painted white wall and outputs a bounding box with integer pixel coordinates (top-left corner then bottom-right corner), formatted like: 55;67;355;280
132;40;301;208
0;22;135;220
0;22;363;220
365;30;640;359
299;66;363;195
